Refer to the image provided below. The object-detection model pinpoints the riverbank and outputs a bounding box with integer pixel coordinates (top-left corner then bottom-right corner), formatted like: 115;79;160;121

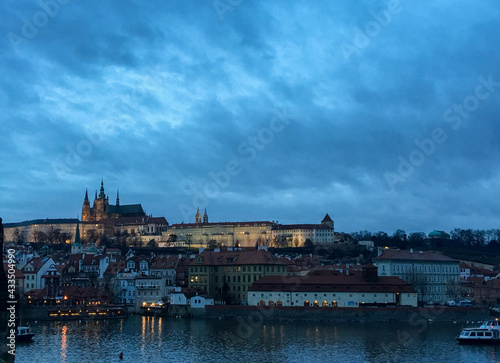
192;305;489;323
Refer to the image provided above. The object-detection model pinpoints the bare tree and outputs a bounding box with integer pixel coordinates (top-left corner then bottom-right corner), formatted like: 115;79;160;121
405;271;430;303
446;278;463;301
13;228;25;244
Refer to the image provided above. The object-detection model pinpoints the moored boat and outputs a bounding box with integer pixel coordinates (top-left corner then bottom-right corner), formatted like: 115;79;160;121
16;326;35;342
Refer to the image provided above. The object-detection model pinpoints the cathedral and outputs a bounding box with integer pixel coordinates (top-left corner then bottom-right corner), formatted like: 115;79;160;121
81;180;145;222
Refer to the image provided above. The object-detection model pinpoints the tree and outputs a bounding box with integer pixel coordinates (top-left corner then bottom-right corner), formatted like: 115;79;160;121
446;278;463;301
31;229;48;243
13;228;25;244
350;230;372;241
147;239;156;248
207;239;219;249
408;232;426;247
405;271;430;303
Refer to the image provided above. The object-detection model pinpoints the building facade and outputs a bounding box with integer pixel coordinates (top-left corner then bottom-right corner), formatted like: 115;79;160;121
170;210;334;248
248;265;417;307
373;249;461;303
188;248;287;304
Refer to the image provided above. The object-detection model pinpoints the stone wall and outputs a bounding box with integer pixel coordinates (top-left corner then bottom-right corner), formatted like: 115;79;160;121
200;305;489;323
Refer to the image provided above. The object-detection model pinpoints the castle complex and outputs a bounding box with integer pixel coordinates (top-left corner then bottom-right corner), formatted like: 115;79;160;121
169;208;334;247
4;180;334;248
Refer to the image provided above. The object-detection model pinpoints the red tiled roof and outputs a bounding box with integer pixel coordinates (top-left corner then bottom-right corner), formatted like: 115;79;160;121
250;272;415;293
373;250;457;262
104;261;126;275
22;256;51;273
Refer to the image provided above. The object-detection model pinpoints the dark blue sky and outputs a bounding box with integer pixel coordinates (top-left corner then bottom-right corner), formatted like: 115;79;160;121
1;1;499;234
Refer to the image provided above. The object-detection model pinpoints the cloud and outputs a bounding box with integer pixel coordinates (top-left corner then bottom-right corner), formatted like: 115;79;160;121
0;0;499;234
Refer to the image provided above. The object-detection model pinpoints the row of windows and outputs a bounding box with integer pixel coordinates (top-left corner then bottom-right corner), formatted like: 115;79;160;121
191;274;262;284
390;264;459;273
137;291;159;296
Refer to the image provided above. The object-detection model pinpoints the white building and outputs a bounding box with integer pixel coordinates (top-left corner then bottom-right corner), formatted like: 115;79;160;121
22;256;55;292
170;287;214;308
248;265;417;307
135;276;166;312
373;249;460;303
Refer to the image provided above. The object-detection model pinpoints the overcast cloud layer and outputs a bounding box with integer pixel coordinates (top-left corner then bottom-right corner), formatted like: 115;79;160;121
1;0;499;234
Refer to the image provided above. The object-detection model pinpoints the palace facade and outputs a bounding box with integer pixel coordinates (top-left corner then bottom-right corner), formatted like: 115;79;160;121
169;209;334;248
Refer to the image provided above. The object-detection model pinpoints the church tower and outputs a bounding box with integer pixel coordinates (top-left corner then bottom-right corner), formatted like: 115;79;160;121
93;180;109;221
82;189;91;221
195;207;202;224
203;209;208;224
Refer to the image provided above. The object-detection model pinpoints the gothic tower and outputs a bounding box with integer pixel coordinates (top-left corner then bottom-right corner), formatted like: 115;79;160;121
203;209;208;224
82;189;91;222
195;207;202;224
93;180;109;221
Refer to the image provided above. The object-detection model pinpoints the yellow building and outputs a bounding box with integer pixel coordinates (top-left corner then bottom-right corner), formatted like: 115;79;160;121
170;209;334;248
188;248;287;304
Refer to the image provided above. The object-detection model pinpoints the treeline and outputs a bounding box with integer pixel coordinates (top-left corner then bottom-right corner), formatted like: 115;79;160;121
350;228;500;251
12;227;72;245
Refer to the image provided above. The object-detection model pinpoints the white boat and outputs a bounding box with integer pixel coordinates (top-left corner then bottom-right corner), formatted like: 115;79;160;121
479;319;500;330
457;319;500;344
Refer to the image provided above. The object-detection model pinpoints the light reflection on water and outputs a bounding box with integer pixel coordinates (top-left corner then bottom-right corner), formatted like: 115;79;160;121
14;316;500;362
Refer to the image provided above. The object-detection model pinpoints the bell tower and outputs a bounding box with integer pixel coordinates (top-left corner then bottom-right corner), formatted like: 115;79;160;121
195;207;202;224
82;189;91;221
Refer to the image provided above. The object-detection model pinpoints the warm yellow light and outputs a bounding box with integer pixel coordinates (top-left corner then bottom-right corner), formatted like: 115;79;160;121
64;296;68;300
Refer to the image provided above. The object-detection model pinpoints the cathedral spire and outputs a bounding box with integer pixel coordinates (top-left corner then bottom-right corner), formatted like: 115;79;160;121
203;209;208;224
84;189;89;202
116;190;120;206
195;207;202;223
74;221;81;244
98;179;106;199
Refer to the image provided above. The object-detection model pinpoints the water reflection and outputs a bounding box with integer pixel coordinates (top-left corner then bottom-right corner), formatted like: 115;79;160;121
15;316;500;362
60;325;67;362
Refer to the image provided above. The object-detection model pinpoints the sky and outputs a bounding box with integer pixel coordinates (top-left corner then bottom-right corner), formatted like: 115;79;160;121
1;0;499;235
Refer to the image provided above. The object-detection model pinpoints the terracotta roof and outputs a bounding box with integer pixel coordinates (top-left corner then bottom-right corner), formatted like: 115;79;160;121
321;213;333;222
189;249;286;266
22;256;51;273
373;250;457;262
104;261;126;275
250;272;415;294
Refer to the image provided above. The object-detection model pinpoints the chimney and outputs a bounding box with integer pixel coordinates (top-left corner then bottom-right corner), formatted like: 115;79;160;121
410;249;413;254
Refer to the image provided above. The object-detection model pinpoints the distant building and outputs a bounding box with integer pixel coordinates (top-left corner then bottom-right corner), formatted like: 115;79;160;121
428;230;450;239
373;249;460;303
248;264;417;307
170;210;334;248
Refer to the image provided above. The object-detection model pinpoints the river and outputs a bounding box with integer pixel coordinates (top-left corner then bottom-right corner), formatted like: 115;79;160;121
14;315;500;362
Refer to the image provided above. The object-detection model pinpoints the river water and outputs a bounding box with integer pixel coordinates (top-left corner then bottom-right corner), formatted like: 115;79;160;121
14;315;500;362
